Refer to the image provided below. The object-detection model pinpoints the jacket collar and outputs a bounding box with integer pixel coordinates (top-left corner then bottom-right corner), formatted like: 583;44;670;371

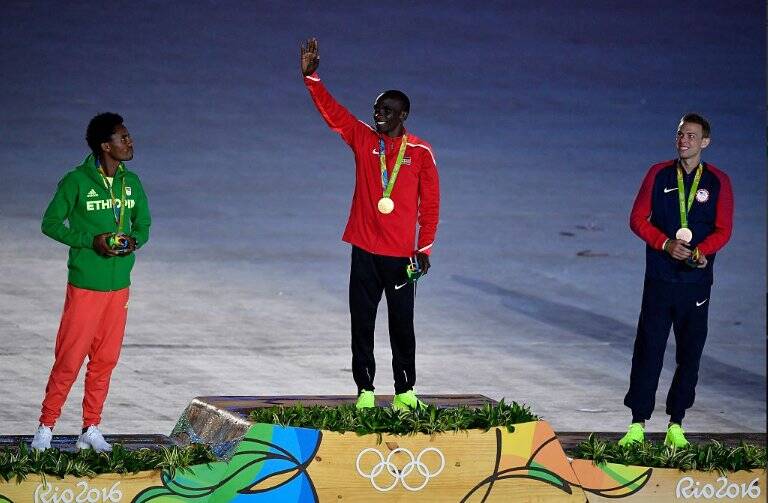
79;153;126;184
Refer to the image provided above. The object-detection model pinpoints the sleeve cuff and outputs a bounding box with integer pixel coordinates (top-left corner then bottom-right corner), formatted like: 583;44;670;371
417;243;433;255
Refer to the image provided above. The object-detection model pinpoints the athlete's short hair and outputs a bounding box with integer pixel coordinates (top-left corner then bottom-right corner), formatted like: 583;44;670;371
86;112;124;157
376;90;410;113
679;113;710;138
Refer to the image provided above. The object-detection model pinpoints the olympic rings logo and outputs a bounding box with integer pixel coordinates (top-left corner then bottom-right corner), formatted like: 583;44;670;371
355;447;445;492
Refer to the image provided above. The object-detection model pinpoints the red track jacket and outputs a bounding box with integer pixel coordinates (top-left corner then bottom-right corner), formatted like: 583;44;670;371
304;73;440;258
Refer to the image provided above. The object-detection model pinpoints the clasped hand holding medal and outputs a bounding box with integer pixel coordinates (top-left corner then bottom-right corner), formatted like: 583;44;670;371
664;163;707;268
92;165;137;257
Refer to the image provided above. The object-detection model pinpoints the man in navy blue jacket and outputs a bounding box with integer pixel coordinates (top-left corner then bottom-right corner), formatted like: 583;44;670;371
620;113;733;448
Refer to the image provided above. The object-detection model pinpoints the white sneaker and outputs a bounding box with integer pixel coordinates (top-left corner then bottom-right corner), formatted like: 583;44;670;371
31;425;53;451
76;425;112;452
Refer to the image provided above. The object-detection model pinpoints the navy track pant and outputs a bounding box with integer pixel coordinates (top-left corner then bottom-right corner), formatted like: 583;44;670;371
624;278;712;423
349;246;416;395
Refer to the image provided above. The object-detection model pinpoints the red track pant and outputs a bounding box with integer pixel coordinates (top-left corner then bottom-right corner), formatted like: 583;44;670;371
39;284;129;428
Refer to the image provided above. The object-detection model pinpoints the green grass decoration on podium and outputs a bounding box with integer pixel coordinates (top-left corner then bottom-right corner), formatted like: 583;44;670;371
0;444;215;482
571;433;767;473
248;399;538;435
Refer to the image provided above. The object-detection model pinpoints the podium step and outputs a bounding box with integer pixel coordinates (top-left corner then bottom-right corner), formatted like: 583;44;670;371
0;433;176;452
170;394;497;457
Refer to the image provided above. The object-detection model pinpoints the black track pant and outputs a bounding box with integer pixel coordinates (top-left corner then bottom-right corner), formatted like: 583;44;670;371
624;278;711;423
350;246;416;394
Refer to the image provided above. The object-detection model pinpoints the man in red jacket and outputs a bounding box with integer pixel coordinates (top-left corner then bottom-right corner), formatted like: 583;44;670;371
300;38;440;410
620;113;733;448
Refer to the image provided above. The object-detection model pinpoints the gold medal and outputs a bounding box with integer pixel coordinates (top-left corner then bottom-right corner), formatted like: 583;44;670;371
378;135;407;215
675;227;693;243
378;197;394;214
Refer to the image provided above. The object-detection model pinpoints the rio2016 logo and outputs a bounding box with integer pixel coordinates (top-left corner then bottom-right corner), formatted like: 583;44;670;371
355;447;445;492
676;476;761;499
33;481;122;503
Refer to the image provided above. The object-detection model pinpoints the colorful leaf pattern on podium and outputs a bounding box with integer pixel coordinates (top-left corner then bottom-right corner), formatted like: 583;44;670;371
460;421;651;501
133;423;321;502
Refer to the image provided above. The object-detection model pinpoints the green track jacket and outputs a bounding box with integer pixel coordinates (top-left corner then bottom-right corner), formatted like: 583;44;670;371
41;154;151;291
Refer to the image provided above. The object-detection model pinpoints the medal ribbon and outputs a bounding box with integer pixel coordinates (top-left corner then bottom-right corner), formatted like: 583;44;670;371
379;134;408;198
98;164;127;234
676;162;702;230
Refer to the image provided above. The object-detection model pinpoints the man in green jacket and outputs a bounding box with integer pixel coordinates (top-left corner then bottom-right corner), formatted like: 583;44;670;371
31;113;151;452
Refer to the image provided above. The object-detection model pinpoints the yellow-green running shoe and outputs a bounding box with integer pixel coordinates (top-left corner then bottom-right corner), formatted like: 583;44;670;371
618;422;645;446
665;423;689;448
392;390;427;411
355;390;375;409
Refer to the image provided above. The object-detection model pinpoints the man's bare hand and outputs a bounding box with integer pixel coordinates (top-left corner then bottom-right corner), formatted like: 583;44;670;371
93;232;119;257
124;236;137;254
416;252;431;275
695;253;708;269
300;37;319;77
664;239;692;260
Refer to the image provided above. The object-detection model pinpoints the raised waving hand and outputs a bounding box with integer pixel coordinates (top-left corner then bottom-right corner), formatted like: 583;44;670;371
300;37;320;77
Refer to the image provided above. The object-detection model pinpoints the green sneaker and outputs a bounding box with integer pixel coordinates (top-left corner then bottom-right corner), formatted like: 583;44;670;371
392;390;427;411
618;423;645;446
665;423;689;448
355;390;375;409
